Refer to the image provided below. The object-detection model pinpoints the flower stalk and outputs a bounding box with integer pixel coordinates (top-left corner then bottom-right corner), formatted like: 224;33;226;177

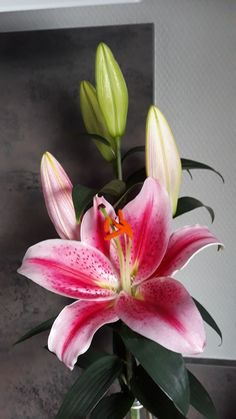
115;137;123;181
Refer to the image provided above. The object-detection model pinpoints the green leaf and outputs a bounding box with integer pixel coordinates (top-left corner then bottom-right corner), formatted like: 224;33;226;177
118;326;190;416
122;145;145;162
72;184;96;223
90;392;134;419
193;298;222;343
174;196;215;222
126;168;146;188
56;355;123;419
99;179;126;199
14;317;55;345
131;365;186;419
181;158;224;183
113;183;142;209
188;370;218;419
76;348;108;369
80;132;112;147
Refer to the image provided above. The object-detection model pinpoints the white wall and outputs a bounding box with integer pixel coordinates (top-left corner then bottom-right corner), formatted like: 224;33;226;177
0;0;235;360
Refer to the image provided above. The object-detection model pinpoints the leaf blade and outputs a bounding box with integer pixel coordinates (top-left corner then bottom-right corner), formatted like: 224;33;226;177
193;298;222;344
14;317;55;345
188;370;218;419
174;196;215;222
181;158;224;183
56;355;123;419
118;326;190;416
131;365;186;419
72;184;96;223
90;392;134;419
99;179;126;199
122;145;145;162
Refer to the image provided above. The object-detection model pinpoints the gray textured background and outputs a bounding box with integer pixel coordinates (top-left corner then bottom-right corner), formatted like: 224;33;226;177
0;24;154;418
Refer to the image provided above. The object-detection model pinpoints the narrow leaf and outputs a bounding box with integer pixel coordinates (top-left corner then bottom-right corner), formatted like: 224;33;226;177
188;370;218;419
113;183;142;209
72;184;96;223
14;317;55;345
80;133;112;148
174;196;215;222
56;355;123;419
193;298;222;343
118;325;190;416
76;348;108;369
99;179;126;198
131;365;186;419
126;168;146;188
90;392;134;419
122;145;145;162
181;159;224;183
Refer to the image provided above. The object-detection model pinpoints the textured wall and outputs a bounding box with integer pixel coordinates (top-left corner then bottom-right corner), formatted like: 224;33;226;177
0;0;235;362
0;24;153;418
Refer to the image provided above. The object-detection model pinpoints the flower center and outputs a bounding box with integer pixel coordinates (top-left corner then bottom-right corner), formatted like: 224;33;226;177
104;209;133;241
99;205;133;294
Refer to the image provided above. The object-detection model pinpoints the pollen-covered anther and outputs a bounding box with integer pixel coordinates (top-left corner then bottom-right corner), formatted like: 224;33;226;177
103;210;133;241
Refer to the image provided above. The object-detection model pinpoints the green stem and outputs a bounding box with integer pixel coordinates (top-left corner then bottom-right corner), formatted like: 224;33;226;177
115;137;123;180
130;407;141;419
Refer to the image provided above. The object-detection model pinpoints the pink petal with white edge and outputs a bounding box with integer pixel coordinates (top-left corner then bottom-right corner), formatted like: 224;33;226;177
18;239;119;300
81;195;116;257
111;178;171;284
48;300;118;369
41;152;79;240
155;225;223;277
116;277;206;355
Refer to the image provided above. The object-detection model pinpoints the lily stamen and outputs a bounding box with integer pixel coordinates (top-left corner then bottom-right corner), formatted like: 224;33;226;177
103;210;133;241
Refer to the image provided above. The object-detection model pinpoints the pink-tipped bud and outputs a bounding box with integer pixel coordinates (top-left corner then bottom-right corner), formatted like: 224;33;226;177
41;152;79;240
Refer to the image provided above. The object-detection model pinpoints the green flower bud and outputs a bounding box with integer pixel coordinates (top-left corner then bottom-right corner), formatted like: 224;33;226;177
95;42;128;139
80;80;115;161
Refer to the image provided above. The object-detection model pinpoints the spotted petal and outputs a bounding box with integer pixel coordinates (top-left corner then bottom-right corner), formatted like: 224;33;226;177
155;225;223;277
18;239;119;300
80;195;116;257
48;300;118;369
116;277;206;355
111;177;171;284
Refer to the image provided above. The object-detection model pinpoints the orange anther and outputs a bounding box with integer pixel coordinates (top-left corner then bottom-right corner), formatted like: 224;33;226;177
103;210;133;241
104;217;112;234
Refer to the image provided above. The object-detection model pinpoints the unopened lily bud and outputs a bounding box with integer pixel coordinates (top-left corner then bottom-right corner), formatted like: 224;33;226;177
95;42;128;139
41;152;79;240
80;81;115;161
146;106;182;215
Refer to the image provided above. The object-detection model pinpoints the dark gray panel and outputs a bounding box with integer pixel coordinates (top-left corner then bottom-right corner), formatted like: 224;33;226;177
0;24;153;418
187;362;236;419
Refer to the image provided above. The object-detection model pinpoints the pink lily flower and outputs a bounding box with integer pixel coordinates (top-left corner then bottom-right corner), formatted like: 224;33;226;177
41;152;80;240
18;178;222;370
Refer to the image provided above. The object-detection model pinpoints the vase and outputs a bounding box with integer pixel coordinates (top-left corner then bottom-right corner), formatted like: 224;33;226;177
125;400;156;419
